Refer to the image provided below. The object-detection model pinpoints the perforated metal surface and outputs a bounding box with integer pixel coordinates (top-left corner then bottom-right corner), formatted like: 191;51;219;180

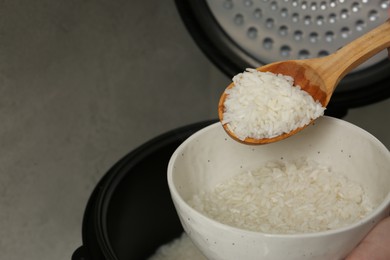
206;0;389;71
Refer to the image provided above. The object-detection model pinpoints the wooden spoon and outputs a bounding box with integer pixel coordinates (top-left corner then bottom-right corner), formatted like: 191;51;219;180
218;19;390;145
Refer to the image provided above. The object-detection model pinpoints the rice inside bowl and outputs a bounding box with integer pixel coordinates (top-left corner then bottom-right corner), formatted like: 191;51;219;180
189;158;374;234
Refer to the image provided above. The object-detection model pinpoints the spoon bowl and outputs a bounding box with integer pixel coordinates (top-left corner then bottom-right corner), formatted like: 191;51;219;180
219;19;390;145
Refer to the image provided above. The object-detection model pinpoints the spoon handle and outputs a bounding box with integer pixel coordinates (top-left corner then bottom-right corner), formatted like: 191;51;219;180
323;19;390;86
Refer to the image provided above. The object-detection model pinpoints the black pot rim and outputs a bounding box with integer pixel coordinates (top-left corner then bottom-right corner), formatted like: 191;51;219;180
72;120;217;260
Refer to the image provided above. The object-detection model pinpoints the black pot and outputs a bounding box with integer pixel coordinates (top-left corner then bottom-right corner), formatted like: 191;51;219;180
72;120;216;260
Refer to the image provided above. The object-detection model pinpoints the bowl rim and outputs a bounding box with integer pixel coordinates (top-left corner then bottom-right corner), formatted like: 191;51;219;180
167;116;390;238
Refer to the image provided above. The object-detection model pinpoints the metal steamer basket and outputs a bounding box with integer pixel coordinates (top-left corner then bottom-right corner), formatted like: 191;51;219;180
176;0;390;117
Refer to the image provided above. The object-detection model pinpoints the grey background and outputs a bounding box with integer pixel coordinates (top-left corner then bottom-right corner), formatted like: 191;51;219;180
0;1;388;259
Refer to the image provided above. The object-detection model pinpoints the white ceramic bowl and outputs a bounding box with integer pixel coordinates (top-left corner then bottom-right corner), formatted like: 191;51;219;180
167;116;390;260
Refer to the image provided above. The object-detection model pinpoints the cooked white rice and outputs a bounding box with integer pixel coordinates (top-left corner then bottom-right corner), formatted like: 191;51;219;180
148;232;206;260
189;158;374;234
222;69;325;140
